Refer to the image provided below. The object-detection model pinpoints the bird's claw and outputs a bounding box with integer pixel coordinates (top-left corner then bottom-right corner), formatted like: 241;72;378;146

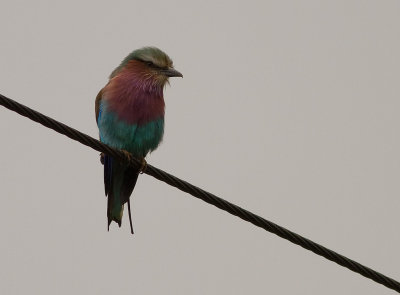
139;158;147;174
100;153;105;165
120;150;146;173
121;150;133;163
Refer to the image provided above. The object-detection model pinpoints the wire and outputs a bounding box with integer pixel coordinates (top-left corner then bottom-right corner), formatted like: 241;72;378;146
0;92;399;293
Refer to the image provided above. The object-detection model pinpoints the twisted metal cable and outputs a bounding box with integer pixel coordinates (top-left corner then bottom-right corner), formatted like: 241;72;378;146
0;92;399;293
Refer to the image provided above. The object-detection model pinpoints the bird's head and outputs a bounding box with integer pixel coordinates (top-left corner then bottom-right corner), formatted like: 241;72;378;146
110;47;182;87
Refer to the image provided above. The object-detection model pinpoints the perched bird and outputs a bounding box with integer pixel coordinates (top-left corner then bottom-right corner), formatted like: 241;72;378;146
95;47;182;234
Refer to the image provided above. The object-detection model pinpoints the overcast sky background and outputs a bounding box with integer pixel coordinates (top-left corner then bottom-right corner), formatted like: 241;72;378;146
1;1;399;294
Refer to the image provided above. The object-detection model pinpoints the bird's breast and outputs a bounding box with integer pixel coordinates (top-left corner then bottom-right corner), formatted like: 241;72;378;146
103;72;165;126
98;73;166;156
98;101;164;156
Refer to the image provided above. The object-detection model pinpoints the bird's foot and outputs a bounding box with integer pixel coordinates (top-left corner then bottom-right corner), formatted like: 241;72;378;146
100;153;105;165
121;150;146;173
139;158;147;174
121;149;133;163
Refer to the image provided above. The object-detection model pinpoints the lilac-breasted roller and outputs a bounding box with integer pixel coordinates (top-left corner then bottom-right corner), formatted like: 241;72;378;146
95;47;182;234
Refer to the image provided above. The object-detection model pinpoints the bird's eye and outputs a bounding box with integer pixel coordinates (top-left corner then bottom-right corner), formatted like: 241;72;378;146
145;61;154;67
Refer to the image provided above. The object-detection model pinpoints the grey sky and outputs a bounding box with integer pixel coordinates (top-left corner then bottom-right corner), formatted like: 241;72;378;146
0;1;399;294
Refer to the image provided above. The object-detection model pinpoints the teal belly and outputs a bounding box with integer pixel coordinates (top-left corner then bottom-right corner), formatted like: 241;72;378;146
98;108;164;157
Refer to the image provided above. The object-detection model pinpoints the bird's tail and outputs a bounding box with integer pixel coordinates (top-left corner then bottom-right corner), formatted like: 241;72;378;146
104;155;139;234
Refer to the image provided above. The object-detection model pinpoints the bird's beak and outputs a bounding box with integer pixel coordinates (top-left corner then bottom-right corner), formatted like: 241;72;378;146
160;67;183;78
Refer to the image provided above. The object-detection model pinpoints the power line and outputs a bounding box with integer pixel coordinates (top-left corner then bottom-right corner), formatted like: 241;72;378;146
0;92;399;293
